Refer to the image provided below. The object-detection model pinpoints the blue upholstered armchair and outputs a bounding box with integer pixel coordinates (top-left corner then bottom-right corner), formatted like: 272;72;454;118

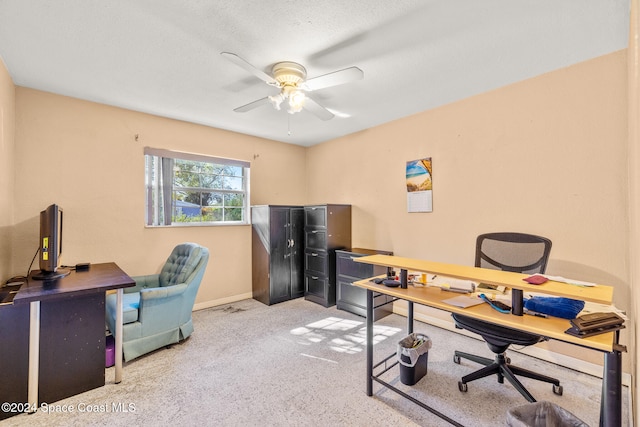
105;242;209;361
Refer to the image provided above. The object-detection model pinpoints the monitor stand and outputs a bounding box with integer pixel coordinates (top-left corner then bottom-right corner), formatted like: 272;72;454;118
30;268;71;281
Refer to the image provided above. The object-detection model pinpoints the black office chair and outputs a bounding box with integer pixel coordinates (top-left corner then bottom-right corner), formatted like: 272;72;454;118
452;232;563;402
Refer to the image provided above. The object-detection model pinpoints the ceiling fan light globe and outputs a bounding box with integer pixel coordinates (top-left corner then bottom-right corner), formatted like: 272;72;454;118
288;90;306;112
268;93;284;110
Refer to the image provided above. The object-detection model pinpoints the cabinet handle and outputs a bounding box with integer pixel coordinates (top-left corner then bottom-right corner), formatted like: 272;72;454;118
290;239;295;247
311;253;318;257
311;230;318;234
311;276;318;280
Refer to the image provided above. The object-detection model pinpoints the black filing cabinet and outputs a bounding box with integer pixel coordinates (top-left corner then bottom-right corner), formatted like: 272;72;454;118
336;248;394;319
252;205;305;305
304;204;351;307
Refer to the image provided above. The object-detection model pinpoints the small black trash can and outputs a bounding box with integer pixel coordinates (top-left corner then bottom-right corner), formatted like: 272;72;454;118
397;333;431;385
506;401;588;427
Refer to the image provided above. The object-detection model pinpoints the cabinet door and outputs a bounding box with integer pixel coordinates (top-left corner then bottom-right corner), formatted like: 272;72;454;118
289;208;305;298
305;229;327;250
305;206;326;228
336;253;373;280
269;208;292;303
305;274;328;300
305;251;328;276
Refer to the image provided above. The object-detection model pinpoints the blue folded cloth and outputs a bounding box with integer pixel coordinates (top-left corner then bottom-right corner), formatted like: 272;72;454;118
524;296;585;319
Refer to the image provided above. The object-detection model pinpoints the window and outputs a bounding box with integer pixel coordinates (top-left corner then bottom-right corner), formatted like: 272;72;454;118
144;147;250;226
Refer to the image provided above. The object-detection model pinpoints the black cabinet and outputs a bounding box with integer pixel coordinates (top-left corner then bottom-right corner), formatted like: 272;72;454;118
336;248;394;319
304;204;351;307
252;205;305;305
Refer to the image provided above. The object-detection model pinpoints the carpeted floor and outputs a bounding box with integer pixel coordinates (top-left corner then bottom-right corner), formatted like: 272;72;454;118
4;298;630;426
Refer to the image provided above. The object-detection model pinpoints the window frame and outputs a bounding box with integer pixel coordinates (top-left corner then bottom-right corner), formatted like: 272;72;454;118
144;147;250;227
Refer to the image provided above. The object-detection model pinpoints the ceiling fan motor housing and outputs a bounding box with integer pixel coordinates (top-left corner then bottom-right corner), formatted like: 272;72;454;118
272;61;307;87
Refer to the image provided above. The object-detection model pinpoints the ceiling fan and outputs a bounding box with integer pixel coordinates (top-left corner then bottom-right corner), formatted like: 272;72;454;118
221;52;364;121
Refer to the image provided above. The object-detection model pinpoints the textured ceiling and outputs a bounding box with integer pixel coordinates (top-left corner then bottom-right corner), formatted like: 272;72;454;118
0;0;630;146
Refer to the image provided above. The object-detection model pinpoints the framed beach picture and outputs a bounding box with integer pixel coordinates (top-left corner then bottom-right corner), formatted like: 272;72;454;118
406;158;433;212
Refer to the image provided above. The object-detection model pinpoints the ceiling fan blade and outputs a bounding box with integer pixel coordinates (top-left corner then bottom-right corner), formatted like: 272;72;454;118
303;97;334;121
220;52;278;86
233;97;271;113
302;67;364;91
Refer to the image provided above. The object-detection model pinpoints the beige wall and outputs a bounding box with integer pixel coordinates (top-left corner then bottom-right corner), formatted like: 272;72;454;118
307;50;628;302
307;51;631;367
10;88;307;307
0;57;15;280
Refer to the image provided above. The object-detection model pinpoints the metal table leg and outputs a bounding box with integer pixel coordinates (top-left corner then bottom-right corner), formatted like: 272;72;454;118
600;348;622;426
366;289;373;396
115;288;124;383
27;301;40;412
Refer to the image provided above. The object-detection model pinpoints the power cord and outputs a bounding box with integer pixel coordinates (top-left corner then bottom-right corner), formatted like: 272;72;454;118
4;247;39;286
26;246;39;277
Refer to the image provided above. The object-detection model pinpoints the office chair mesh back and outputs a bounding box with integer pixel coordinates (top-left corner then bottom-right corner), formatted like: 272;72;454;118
476;232;551;274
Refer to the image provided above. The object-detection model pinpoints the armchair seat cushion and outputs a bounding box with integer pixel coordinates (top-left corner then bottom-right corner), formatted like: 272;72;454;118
106;292;140;325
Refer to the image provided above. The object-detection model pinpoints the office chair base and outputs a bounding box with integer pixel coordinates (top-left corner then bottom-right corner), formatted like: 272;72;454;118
453;351;511;368
454;351;562;402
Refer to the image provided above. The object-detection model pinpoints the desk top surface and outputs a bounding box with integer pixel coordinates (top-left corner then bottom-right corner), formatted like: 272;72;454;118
14;262;135;304
354;254;613;305
354;277;616;352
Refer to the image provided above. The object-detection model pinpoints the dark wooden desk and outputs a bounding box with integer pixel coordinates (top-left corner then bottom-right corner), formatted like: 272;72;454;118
16;262;134;303
4;263;134;416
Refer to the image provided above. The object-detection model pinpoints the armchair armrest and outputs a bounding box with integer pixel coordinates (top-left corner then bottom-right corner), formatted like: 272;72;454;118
136;283;188;330
139;283;188;301
126;274;161;293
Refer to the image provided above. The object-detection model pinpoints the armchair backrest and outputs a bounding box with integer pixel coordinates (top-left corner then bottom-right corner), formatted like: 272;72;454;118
159;243;209;287
475;232;552;274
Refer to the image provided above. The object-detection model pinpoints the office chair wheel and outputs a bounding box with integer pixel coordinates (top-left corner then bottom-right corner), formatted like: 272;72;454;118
553;384;563;396
458;381;468;392
453;354;461;364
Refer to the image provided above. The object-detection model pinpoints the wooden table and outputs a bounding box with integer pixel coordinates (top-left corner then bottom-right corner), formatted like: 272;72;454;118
353;255;624;427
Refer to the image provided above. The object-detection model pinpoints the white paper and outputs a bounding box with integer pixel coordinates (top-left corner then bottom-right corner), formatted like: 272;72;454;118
407;190;432;213
442;295;485;309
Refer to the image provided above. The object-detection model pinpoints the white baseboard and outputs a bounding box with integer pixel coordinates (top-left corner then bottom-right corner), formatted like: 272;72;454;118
392;305;633;388
193;292;253;311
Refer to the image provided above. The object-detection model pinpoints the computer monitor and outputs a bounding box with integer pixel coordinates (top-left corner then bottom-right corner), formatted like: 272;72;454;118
30;204;70;281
